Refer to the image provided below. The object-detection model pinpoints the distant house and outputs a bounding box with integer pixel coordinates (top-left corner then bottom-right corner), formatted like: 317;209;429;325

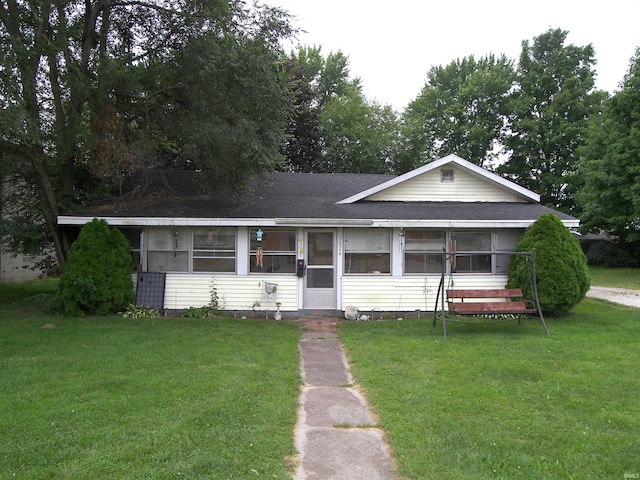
1;179;43;282
57;154;579;314
0;251;42;282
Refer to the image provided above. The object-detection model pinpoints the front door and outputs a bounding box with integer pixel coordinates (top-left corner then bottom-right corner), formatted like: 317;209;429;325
304;230;335;309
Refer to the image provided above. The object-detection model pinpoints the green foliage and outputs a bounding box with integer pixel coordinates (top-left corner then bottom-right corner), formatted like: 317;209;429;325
400;54;515;171
319;83;398;173
60;219;134;316
120;304;161;319
160;24;296;191
0;0;296;266
499;28;605;212
507;213;589;315
578;48;640;264
181;306;216;318
210;280;219;312
283;46;399;174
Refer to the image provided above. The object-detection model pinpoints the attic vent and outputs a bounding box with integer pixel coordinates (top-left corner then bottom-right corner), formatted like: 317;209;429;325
440;169;454;182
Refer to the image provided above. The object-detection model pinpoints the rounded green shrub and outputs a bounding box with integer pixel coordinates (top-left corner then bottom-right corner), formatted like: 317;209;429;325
60;218;134;316
507;213;590;316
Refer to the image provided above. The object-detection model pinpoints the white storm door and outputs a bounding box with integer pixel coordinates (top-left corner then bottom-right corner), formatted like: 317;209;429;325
304;231;335;309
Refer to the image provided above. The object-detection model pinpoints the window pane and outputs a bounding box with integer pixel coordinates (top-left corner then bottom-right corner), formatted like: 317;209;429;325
250;254;296;273
345;253;390;274
345;229;390;252
148;251;188;272
405;253;443;274
308;232;333;265
250;229;295;251
193;257;235;272
307;268;334;288
193;251;235;258
450;231;492;274
495;253;513;275
454;254;492;273
132;251;141;271
193;227;235;250
120;228;141;249
452;231;491;251
496;229;522;251
250;228;296;274
405;230;445;251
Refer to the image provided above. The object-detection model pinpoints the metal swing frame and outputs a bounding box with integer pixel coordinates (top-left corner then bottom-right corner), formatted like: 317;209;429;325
432;248;548;338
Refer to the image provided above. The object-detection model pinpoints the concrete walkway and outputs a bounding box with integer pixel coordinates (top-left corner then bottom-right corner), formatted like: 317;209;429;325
586;286;640;308
294;318;396;480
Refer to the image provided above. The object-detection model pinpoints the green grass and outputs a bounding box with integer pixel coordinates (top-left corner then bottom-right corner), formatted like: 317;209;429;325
0;280;301;479
589;266;640;289
339;300;640;479
3;269;638;479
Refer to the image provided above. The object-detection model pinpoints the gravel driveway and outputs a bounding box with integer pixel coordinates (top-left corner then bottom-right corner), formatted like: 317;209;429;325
586;286;640;308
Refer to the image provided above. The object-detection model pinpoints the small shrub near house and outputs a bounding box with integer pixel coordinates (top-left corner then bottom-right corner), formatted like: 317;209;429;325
120;304;161;319
60;219;134;316
507;213;590;316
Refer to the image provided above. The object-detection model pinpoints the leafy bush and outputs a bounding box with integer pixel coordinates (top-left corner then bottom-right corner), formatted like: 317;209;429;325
507;213;590;316
181;306;216;318
60;219;134;316
120;304;161;319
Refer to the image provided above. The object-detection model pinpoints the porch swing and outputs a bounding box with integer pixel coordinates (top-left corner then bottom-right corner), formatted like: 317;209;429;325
432;248;548;338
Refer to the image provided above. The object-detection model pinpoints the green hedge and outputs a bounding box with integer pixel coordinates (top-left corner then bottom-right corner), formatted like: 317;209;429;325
60;219;134;316
508;213;590;316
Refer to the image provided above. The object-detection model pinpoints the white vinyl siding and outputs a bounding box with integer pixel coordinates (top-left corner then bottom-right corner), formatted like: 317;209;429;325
367;166;525;202
341;276;508;312
161;275;298;311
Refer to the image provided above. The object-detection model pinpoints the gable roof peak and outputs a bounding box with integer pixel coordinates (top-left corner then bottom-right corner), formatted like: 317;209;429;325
336;154;540;204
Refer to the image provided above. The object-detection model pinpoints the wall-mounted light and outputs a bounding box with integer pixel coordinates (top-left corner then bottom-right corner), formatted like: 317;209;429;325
172;230;179;254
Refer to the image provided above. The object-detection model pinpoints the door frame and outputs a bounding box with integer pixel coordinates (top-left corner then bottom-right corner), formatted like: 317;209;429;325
303;229;337;309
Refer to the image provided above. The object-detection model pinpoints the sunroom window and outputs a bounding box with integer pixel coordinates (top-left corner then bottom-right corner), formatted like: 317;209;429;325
192;227;236;273
249;228;296;273
344;229;391;274
451;231;492;273
119;228;142;271
147;228;189;272
404;230;445;274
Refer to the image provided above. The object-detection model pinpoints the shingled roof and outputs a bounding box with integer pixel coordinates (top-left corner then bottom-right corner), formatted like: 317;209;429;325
58;170;579;227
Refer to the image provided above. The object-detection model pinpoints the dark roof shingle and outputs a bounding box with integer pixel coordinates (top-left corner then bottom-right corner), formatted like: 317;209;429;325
68;171;577;223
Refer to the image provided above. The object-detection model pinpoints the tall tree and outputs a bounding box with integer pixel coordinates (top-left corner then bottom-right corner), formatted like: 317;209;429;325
282;46;353;172
499;28;605;212
398;54;515;172
319;83;398;174
577;48;640;265
0;0;295;267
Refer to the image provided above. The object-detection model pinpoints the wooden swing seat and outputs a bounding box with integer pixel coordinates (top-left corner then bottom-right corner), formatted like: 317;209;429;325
446;288;538;316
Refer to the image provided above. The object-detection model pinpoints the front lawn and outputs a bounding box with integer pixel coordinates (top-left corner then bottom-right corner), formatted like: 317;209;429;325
3;276;639;479
589;266;640;289
0;280;301;479
340;299;640;479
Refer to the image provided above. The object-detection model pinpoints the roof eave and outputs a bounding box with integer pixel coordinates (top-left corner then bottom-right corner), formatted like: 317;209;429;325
58;215;579;229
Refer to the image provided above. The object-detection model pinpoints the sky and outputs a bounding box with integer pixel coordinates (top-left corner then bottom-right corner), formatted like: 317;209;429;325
265;0;640;111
